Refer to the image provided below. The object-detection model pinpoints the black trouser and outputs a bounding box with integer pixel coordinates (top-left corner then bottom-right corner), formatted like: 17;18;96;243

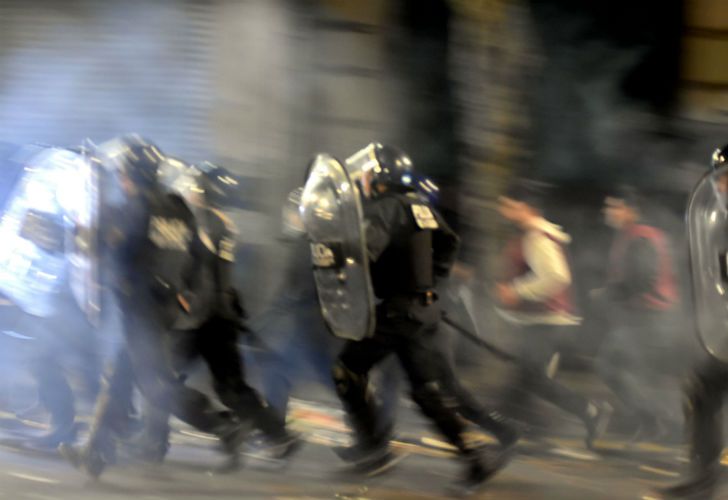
683;357;728;471
141;316;288;452
503;324;591;423
334;302;472;455
257;302;343;419
378;322;514;442
596;309;670;427
87;305;234;454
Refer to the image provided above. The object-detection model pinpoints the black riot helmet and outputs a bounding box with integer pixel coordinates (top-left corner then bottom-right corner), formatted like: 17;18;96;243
96;134;166;195
196;161;242;208
711;144;728;170
345;142;415;195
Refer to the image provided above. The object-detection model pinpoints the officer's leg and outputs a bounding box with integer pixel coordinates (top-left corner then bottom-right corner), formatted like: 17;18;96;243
29;354;76;446
442;361;519;447
87;348;135;445
373;356;402;438
120;311;237;442
255;312;300;419
686;360;726;471
123;330;198;464
396;325;469;453
334;335;393;451
658;358;727;498
135;400;172;463
396;323;501;491
436;325;519;447
196;318;289;442
60;347;136;477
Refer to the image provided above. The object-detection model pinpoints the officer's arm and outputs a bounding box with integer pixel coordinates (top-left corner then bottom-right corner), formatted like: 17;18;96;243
512;233;571;301
364;198;399;262
208;210;246;317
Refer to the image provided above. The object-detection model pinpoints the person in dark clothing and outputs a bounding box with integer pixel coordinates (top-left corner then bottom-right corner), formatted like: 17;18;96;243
249;186;406;451
374;175;520;452
594;186;679;442
60;136;247;478
129;165;300;466
328;143;505;495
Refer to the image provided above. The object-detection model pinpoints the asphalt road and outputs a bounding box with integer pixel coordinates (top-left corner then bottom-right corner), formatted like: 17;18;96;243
0;398;714;500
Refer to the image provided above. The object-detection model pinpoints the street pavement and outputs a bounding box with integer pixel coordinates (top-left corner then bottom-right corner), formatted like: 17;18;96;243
0;397;719;500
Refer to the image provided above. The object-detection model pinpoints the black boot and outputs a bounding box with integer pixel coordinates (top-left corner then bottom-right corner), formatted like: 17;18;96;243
449;448;507;497
333;438;390;467
333;422;393;467
261;431;303;461
655;463;722;499
215;419;253;473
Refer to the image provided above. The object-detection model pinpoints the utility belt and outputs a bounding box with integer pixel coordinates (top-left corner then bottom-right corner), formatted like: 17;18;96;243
379;289;440;326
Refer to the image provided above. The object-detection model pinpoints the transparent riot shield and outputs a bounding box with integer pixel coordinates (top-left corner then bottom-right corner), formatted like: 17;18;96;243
687;164;728;362
0;147;98;320
300;153;375;340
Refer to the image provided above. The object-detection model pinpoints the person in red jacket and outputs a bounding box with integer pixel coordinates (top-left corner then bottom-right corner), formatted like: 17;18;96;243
594;186;679;442
495;182;611;449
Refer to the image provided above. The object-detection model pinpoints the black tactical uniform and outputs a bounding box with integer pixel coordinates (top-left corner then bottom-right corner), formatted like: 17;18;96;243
61;137;243;477
136;202;297;463
331;144;499;492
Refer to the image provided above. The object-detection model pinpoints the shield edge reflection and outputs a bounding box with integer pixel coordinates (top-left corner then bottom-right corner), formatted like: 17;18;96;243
301;153;376;341
687;166;728;363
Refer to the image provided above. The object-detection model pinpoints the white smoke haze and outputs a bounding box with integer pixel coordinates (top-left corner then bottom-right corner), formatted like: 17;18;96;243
0;1;727;496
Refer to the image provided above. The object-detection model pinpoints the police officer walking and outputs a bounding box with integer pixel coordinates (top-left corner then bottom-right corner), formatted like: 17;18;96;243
126;161;301;466
657;144;728;499
303;144;506;495
60;136;247;478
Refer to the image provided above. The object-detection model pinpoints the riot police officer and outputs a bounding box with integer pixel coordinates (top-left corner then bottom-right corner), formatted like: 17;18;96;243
323;144;505;494
0;145;102;449
60;136;246;478
374;173;520;452
130;162;300;465
657;144;728;499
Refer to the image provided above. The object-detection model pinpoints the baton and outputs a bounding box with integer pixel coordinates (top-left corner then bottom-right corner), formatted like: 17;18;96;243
441;313;519;364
